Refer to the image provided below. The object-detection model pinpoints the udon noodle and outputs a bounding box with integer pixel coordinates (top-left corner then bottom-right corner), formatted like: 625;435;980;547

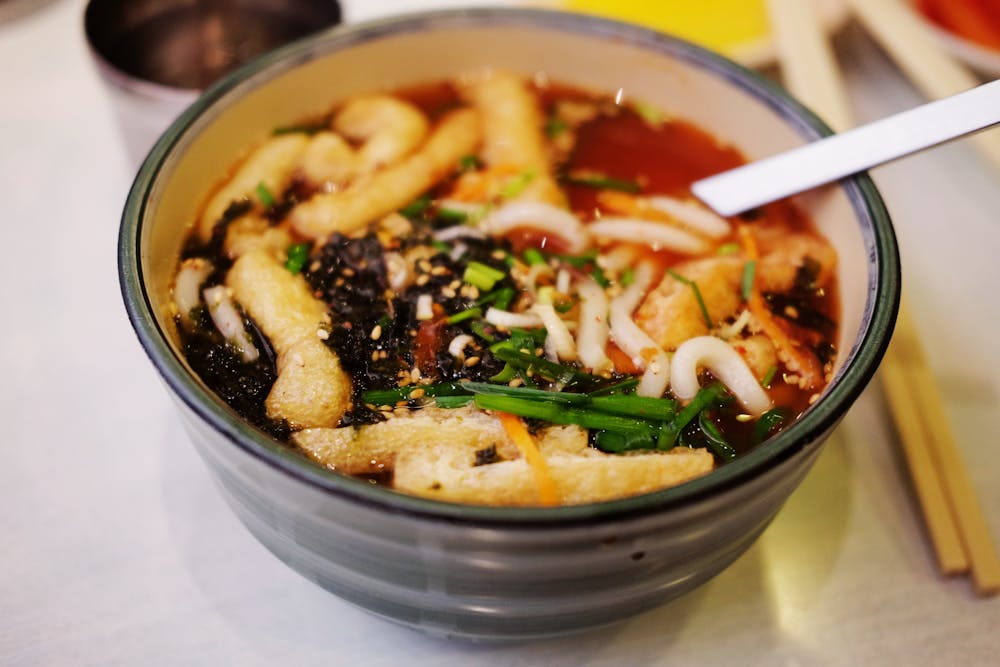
172;71;838;506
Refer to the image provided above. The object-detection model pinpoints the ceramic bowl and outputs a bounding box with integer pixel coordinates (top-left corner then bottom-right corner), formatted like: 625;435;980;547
119;8;900;641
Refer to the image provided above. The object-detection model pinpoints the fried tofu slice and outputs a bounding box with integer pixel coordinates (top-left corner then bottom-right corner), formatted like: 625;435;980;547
289;108;481;239
198;133;309;241
226;250;351;428
460;70;566;206
635;256;744;351
294;407;714;506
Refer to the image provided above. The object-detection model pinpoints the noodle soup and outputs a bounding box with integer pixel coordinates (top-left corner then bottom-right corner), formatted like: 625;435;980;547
172;72;838;506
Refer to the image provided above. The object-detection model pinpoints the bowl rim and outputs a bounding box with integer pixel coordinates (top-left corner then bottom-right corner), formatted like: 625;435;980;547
119;6;900;527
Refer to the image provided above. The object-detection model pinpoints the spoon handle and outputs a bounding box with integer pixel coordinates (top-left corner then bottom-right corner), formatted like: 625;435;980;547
691;79;1000;216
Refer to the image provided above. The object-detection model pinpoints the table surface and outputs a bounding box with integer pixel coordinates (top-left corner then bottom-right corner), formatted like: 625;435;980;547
2;0;999;664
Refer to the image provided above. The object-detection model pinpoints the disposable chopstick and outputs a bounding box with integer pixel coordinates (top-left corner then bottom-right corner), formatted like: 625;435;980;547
844;0;1000;597
765;0;1000;594
766;0;853;133
886;307;1000;594
846;0;1000;170
878;304;969;575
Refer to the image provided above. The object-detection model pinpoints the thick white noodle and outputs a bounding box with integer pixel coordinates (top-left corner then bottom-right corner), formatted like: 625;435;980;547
575;276;613;374
608;262;670;397
531;303;578;362
589;217;709;255
415;294;434;321
484;307;543;329
432;224;487;242
645;195;731;238
448;334;475;360
174;258;214;326
480;201;590;253
671;335;772;416
202;285;260;363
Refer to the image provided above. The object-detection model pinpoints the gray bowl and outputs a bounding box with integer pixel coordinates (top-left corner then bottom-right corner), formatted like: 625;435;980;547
119;8;900;641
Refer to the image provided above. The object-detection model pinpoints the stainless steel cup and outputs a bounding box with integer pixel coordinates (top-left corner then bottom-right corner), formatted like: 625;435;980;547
84;0;342;165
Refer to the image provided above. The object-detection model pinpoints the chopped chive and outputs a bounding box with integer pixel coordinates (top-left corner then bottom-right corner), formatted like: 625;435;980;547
476;286;515;311
470;320;498;344
523;247;546;266
590;395;677;420
430;239;451;253
634;100;665;125
434;395;474;409
436;207;469;224
741;260;756;302
377;313;393;330
591;266;611;288
458;154;482;171
667;270;712;329
620;267;635;287
587;377;639;396
752;407;791;444
761;365;777;388
716;242;741;256
500;170;536;198
399;195;432;218
594;429;658;453
563;173;641;193
361;381;470;406
461;382;591;405
446;306;482;325
255;182;275;208
699;412;737;460
556;249;598;269
491;348;581;387
474;394;562;421
473;395;658;435
284;242;311;274
463;261;506;291
553;297;576;314
545;117;568;138
657;382;727;450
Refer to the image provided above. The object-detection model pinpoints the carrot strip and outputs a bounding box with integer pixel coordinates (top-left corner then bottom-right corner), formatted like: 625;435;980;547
738;225;823;390
497;412;559;506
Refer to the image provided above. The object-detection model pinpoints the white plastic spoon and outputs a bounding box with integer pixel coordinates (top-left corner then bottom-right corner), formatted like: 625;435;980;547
691;79;1000;217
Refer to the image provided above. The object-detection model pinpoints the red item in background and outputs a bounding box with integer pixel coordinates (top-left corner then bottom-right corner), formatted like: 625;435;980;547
916;0;1000;51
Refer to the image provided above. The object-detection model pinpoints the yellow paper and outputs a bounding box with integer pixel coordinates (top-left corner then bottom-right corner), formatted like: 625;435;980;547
562;0;771;55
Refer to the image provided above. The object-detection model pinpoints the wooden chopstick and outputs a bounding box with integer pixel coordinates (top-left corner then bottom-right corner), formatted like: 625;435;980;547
846;0;1000;170
766;0;1000;595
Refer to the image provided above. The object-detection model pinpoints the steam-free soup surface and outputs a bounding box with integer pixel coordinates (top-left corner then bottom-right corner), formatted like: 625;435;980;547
173;72;838;506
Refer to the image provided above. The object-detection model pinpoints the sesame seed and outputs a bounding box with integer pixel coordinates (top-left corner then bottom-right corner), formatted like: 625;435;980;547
441;287;457;299
416;274;430;286
465;356;481;367
370;324;382;340
342;267;355;277
430;266;449;276
409;388;426;399
316;328;330;340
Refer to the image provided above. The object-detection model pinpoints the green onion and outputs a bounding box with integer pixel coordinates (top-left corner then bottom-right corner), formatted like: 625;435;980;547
587;377;639;396
752;407;791;444
474;394;562;421
284;242;311;274
545;117;568;138
563;173;641;193
593;429;658;453
523;247;546;266
446;306;482;325
590;265;611;288
436;208;468;224
500;170;536;198
361;382;469;406
741;260;756;302
556;249;598;269
434;395;474;409
620;267;635;287
761;365;777;388
634;100;666;125
553;297;576;314
461;382;591;405
716;242;741;256
698;412;737;460
657;382;727;450
473;395;658;435
399;195;432;218
667;270;712;329
463;261;506;291
590;395;677;420
491;348;581;387
470;320;498;344
490;363;518;383
458;154;482;172
476;286;515;311
255;182;275;208
430;239;451;254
